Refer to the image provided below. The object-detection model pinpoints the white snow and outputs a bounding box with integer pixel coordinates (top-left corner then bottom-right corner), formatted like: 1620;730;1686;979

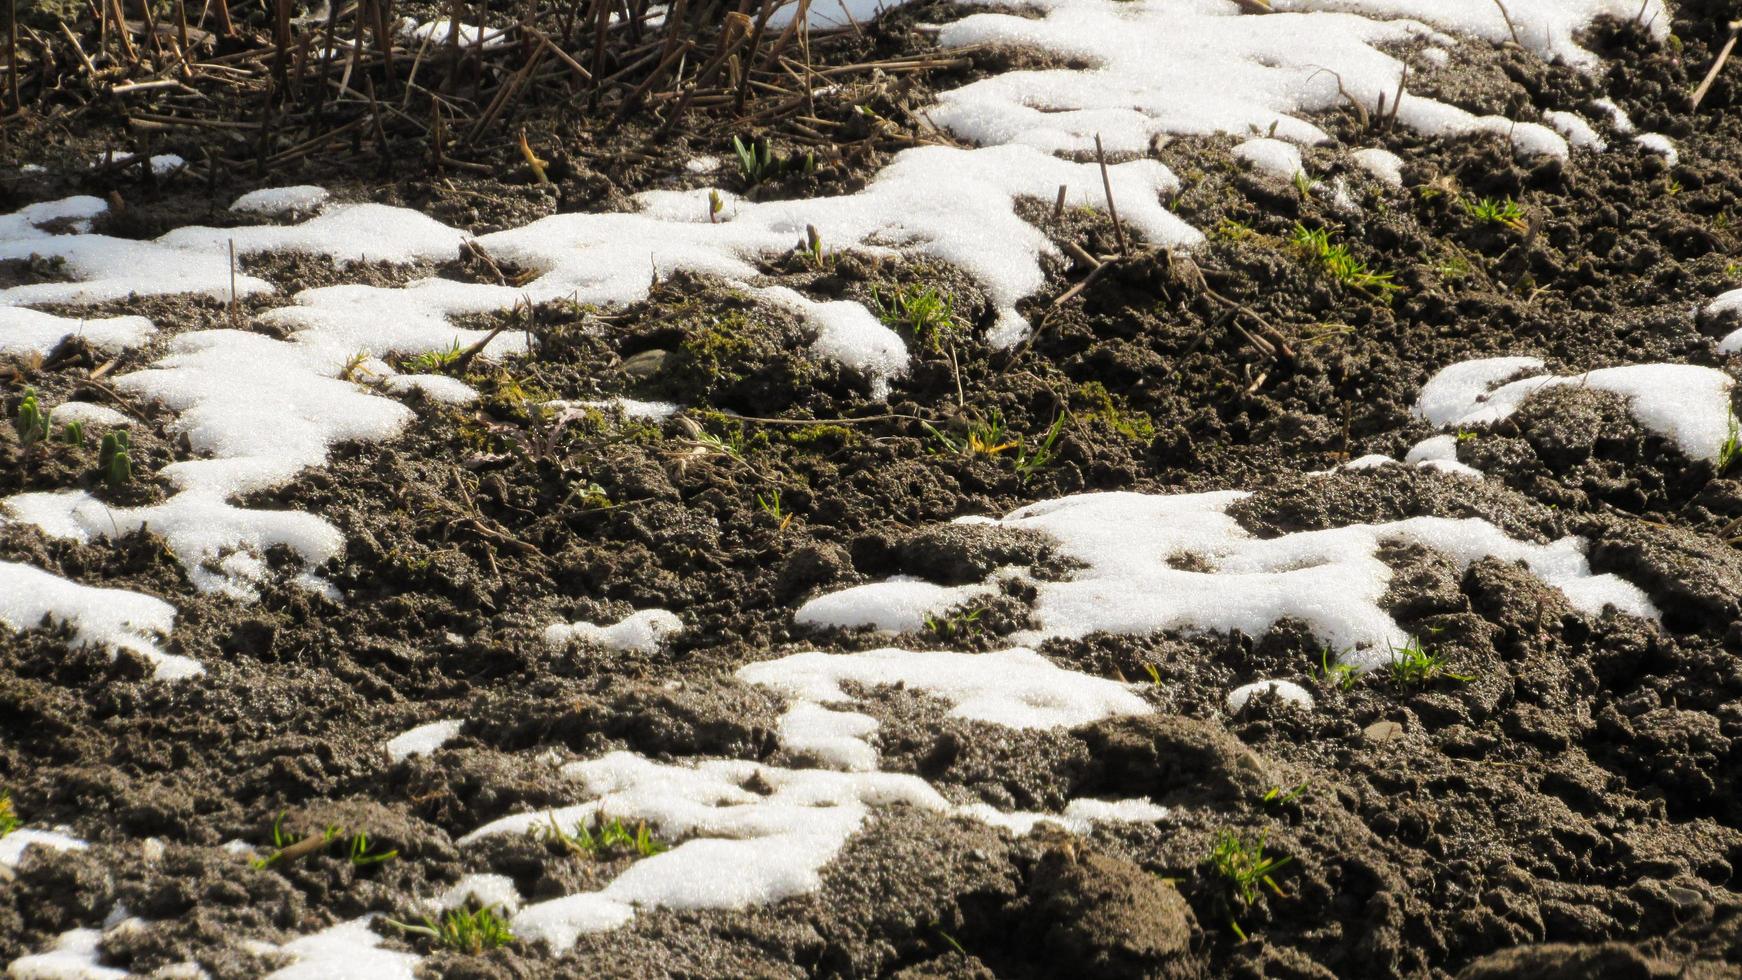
49;403;132;427
0;828;88;870
385;719;463;762
684;156;720;174
399;17;511;49
800;490;1657;670
794;576;995;633
1543;110;1607;150
434;874;521;915
264;917;418;980
463;749;1165;951
1413;358;1737;461
1712;289;1742;352
931;0;1575;160
739;646;1152;769
567;397;680;420
1635;132;1678;167
0;308;155;356
543;609;684;654
1232;138;1303;180
381;373;479;404
0;563;197;680
1269;0;1668;69
1227;679;1315;713
7;928;125;980
1591;97;1634;133
1350;147;1405;187
230;186;330;214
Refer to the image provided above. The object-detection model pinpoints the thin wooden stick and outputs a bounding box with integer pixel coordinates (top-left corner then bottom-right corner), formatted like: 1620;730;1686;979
1691;20;1741;111
1094;134;1128;256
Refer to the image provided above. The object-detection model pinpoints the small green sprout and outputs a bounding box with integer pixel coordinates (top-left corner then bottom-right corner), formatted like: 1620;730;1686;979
1385;636;1472;689
924;415;1019;458
13;388;49;449
98;430;132;487
1291;169;1313;199
924;606;984;640
1289;223;1401;299
797;224;833;270
1204;829;1291;907
756;489;794;532
348;831;398;867
387;906;515;954
405;340;466;374
871;284;963;353
1455;428;1478;443
1461;196;1529;232
708;189;724;223
58;420;86;447
1719;416;1741;475
1014;414;1067;483
1143;663;1162;688
0;793;20;838
543;813;668;859
1262;781;1309;807
732;135;815;186
1316;646;1360;691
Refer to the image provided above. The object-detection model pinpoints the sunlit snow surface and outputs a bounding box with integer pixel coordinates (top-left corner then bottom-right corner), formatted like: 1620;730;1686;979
801;490;1658;667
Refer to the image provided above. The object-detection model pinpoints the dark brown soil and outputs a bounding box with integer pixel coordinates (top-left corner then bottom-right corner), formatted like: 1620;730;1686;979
5;1;1742;978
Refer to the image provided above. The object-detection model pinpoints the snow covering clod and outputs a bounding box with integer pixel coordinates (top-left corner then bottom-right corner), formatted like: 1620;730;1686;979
385;719;464;762
543;609;684;654
738;646;1153;770
229;186;331;214
0;827;87;870
1233;138;1304;180
261;916;418;980
462;749;1167;951
1413;357;1737;461
930;0;1588;160
1227;680;1315;714
0;308;155;357
794;576;997;633
0;563;196;680
801;490;1657;670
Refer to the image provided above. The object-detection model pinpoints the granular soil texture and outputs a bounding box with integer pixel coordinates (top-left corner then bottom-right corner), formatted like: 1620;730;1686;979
5;1;1742;978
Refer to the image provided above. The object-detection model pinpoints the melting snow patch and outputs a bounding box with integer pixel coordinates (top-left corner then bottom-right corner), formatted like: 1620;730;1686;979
1543;110;1606;150
230;186;331;214
1269;0;1668;69
48;403;131;427
1413;358;1736;461
1350;147;1404;186
385;719;463;762
399;17;510;49
1232;138;1303;180
543;609;684;654
7;928;125;980
1227;679;1314;713
434;875;521;915
1635;133;1678;167
1591;97;1634;133
794;576;997;633
263;917;418;980
0;827;88;870
0;563;196;680
802;491;1657;670
738;647;1152;770
931;0;1572;159
0;308;155;357
463;750;1164;951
